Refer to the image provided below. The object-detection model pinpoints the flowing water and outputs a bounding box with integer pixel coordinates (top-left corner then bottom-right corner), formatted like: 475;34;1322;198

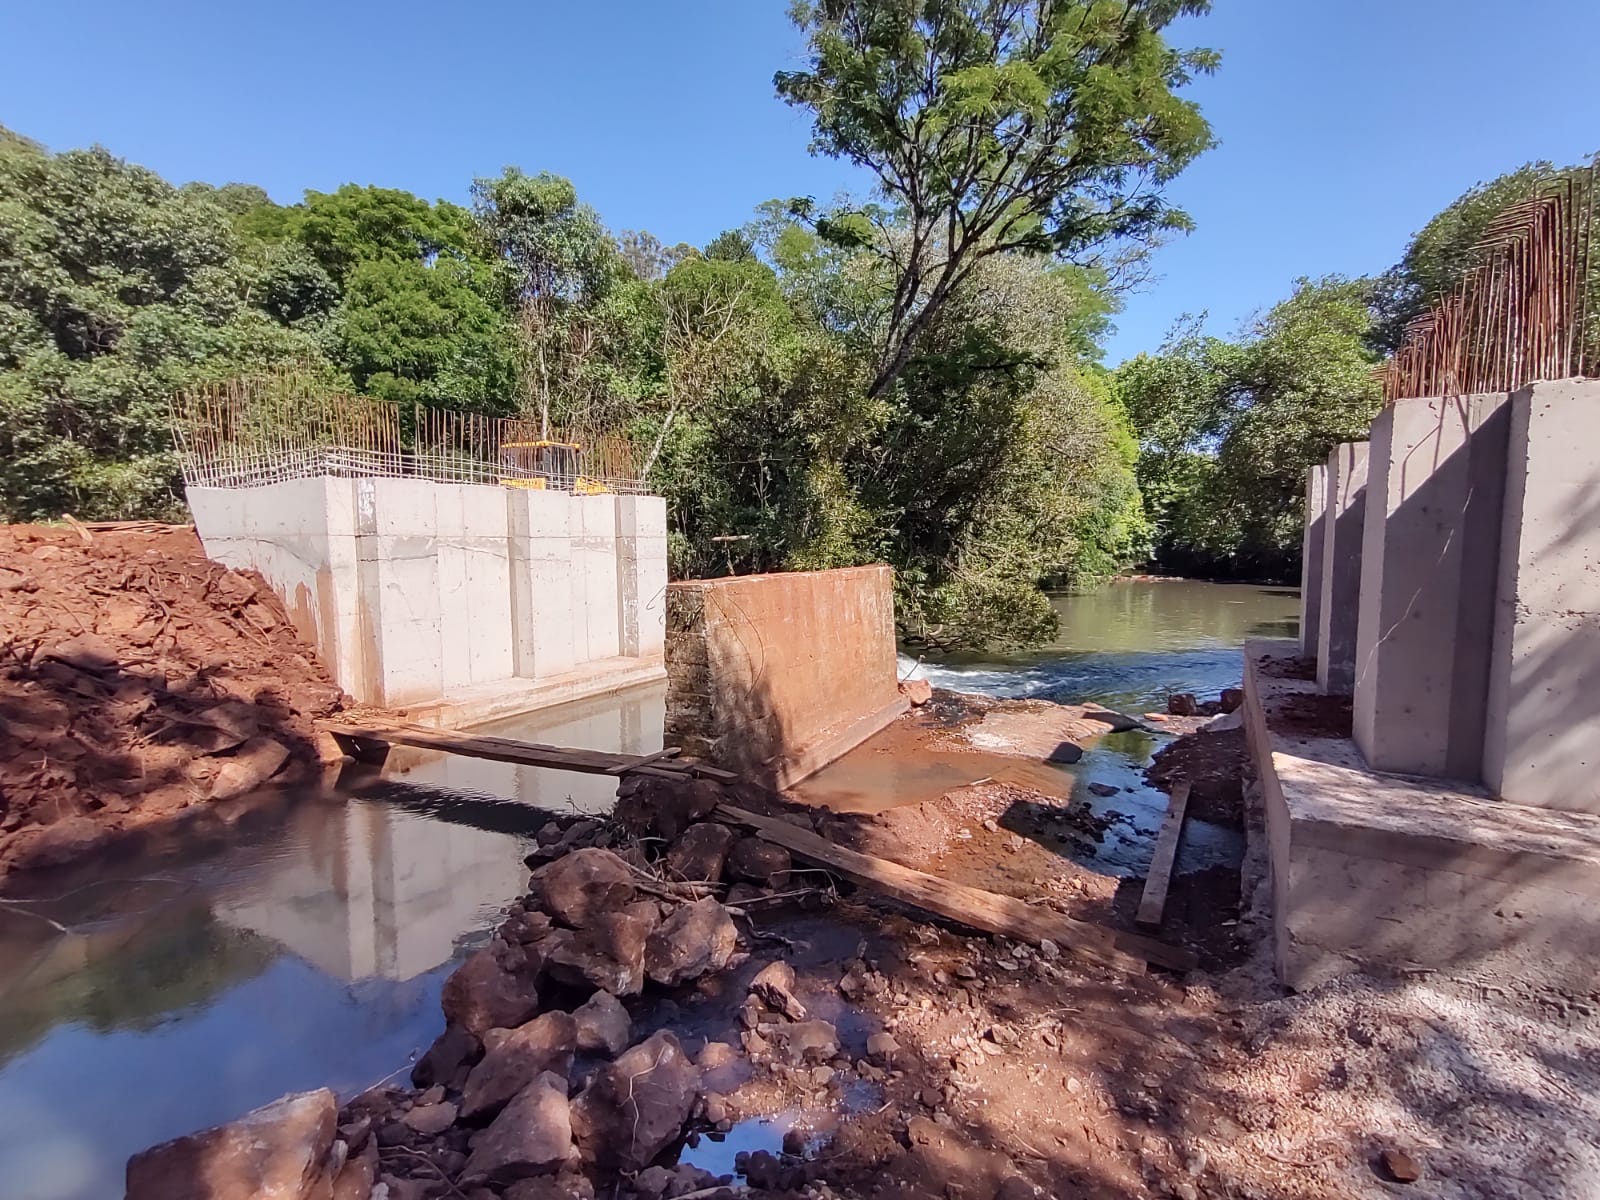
0;581;1295;1200
905;579;1301;712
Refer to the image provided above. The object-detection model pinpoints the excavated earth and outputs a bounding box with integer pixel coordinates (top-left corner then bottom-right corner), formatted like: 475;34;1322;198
0;523;348;878
127;752;1600;1200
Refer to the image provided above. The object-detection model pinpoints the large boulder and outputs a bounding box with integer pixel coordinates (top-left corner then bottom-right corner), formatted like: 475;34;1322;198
543;902;659;997
412;1023;483;1089
662;823;736;884
462;1073;574;1185
442;948;539;1037
461;1012;578;1122
569;1031;700;1171
572;990;631;1058
126;1088;338;1200
613;778;724;843
644;899;738;988
536;849;636;928
726;837;792;888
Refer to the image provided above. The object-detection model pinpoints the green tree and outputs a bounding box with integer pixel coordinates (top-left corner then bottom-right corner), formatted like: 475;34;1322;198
776;0;1216;398
471;169;636;431
1118;277;1383;579
0;131;327;521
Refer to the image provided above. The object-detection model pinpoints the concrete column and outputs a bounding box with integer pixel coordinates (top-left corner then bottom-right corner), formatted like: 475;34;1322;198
1316;442;1368;696
573;494;621;663
1299;465;1328;659
1351;394;1509;779
507;489;577;679
615;494;669;659
356;478;444;707
436;484;515;690
1483;380;1600;813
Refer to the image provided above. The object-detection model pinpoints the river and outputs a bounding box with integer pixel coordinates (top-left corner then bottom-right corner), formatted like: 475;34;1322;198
0;580;1296;1200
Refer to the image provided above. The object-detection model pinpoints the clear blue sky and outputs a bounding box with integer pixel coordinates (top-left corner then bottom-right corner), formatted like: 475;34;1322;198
2;0;1596;364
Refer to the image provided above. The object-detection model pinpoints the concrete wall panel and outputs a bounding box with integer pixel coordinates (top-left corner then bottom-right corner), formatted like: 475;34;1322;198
1484;380;1600;812
193;477;667;713
1316;442;1368;695
1352;394;1509;780
665;565;907;786
1298;465;1327;659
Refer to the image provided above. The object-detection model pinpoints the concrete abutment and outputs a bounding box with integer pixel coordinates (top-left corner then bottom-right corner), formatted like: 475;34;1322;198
190;477;668;722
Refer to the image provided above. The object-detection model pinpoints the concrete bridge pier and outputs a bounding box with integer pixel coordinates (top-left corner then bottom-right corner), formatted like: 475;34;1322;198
1316;441;1368;695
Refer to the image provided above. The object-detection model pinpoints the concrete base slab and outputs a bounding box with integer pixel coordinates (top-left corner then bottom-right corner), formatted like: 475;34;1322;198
1245;638;1600;993
392;658;668;729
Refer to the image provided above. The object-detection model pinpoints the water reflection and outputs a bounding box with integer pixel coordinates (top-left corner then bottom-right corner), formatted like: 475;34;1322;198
382;680;666;813
0;793;535;1200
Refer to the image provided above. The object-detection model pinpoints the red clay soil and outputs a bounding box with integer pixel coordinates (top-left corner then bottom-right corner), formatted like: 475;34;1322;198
0;523;347;877
1271;691;1353;739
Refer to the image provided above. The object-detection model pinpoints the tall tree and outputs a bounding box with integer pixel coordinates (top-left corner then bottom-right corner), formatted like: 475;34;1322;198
471;169;628;432
776;0;1216;398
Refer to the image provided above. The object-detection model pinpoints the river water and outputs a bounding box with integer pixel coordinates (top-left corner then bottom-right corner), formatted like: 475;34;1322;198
0;581;1296;1200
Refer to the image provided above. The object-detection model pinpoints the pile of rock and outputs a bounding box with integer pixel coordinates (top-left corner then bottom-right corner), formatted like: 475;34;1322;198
127;784;838;1200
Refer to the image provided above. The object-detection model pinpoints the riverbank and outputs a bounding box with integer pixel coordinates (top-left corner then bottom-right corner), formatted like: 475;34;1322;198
125;726;1600;1200
0;523;350;878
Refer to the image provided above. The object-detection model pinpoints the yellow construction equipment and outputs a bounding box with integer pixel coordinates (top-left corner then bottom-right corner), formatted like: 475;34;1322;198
499;440;612;495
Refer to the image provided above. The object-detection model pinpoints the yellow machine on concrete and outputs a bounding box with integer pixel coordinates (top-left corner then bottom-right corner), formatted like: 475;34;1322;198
499;440;612;495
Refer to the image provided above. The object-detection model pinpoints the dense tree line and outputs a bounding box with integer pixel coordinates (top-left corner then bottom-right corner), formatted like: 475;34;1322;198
0;1;1216;650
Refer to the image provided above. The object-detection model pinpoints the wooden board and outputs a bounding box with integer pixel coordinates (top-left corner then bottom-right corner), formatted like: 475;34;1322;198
320;720;726;782
715;804;1198;974
606;747;683;776
1136;781;1191;930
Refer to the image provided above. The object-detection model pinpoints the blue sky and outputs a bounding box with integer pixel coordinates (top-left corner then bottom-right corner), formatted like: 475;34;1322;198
2;0;1597;363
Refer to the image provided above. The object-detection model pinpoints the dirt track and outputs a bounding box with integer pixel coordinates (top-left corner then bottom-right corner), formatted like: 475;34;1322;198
0;523;346;876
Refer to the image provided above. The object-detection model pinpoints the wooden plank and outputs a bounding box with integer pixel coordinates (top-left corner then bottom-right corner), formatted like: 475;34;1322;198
714;804;1196;974
319;720;736;783
1136;781;1191;930
606;747;684;775
321;721;633;776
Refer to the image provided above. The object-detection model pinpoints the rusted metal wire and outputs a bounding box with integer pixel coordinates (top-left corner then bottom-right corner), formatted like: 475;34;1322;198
1381;162;1598;402
170;373;647;494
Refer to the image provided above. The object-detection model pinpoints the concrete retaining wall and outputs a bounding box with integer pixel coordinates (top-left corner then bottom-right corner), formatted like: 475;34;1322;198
665;565;908;787
190;477;667;718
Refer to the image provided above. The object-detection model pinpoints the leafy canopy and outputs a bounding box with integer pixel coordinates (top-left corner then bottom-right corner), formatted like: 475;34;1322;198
776;0;1217;397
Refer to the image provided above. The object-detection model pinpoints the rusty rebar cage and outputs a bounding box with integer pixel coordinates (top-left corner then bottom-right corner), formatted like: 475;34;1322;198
171;375;648;495
1380;162;1598;403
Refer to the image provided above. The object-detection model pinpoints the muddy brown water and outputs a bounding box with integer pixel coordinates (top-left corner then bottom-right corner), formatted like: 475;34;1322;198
0;581;1296;1200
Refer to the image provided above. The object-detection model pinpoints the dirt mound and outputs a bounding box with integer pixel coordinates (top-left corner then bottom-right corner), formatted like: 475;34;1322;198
0;522;347;875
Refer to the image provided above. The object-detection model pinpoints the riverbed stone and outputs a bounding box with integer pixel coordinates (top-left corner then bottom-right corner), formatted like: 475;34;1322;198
569;1031;701;1171
442;948;540;1037
461;1012;578;1122
402;1101;458;1136
542;900;660;996
645;898;738;987
772;1019;839;1065
536;848;637;928
504;1174;596;1200
331;1139;378;1200
126;1087;338;1200
413;1022;483;1088
572;990;631;1057
749;960;807;1021
726;837;791;887
462;1072;573;1184
663;822;737;883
